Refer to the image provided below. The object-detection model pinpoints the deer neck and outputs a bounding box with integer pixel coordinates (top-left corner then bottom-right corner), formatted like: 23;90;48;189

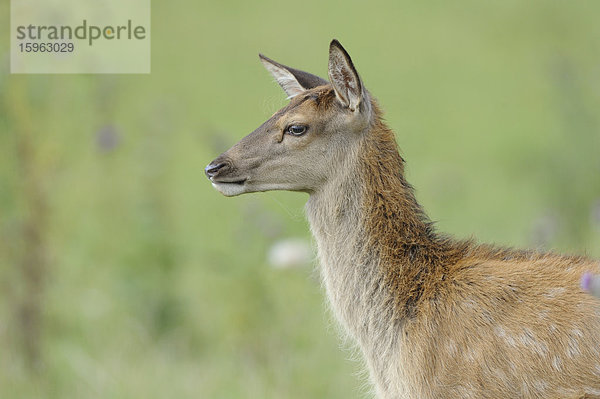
305;116;454;339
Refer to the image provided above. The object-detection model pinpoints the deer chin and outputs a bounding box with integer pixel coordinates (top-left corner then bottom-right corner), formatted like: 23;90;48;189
211;178;248;197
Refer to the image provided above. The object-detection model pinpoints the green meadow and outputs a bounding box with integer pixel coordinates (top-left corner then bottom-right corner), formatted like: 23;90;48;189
1;1;599;398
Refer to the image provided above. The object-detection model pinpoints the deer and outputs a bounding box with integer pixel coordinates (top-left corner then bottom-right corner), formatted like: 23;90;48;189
205;40;600;399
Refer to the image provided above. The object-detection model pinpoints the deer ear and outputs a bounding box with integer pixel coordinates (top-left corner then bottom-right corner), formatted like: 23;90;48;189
328;40;364;112
259;54;328;99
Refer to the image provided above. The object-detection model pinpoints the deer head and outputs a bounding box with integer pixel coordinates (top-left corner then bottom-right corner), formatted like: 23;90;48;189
205;40;373;197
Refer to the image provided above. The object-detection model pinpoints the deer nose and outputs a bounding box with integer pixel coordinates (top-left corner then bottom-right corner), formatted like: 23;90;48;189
205;161;229;179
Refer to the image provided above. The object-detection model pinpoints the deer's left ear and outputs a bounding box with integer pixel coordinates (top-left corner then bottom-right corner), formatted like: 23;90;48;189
328;40;364;112
260;54;328;99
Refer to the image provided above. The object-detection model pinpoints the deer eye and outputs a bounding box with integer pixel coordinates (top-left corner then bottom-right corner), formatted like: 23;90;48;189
286;125;307;136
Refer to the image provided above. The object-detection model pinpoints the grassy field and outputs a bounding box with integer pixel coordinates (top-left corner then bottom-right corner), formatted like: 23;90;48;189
1;1;599;398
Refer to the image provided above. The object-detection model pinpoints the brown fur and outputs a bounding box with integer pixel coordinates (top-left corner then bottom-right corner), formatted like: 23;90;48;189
354;100;600;398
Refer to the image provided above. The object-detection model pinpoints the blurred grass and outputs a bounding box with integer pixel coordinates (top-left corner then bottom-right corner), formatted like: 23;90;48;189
1;0;600;398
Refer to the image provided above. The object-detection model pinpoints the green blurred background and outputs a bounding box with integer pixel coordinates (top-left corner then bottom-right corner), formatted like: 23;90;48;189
1;1;599;398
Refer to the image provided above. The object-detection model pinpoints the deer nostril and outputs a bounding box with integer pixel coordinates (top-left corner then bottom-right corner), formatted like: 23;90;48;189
205;161;227;179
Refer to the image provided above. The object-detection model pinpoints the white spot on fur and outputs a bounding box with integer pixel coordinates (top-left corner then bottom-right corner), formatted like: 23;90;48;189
533;380;548;392
463;299;477;309
492;367;506;380
519;328;536;347
544;287;566;298
557;387;577;396
464;348;476;363
454;385;474;398
446;340;457;356
552;356;562;371
537;309;549;320
494;325;506;338
586;387;600;396
536;340;549;356
505;334;517;348
495;325;517;348
566;336;581;358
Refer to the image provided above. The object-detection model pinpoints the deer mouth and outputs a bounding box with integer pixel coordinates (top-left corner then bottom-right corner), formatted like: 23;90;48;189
210;177;247;185
210;177;249;197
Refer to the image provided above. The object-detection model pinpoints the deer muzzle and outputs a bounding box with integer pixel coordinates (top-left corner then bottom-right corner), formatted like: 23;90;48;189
205;156;249;196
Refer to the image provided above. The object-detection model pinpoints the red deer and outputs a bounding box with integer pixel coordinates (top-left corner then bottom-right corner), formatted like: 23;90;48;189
205;40;600;398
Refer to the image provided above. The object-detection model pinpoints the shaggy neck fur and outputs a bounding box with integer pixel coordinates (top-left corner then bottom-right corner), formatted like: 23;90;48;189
305;103;469;396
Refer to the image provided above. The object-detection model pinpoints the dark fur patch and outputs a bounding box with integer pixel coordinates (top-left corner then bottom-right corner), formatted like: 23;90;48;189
360;102;472;319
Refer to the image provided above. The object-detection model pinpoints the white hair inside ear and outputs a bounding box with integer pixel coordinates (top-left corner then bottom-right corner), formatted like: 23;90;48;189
260;58;305;99
328;40;363;112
